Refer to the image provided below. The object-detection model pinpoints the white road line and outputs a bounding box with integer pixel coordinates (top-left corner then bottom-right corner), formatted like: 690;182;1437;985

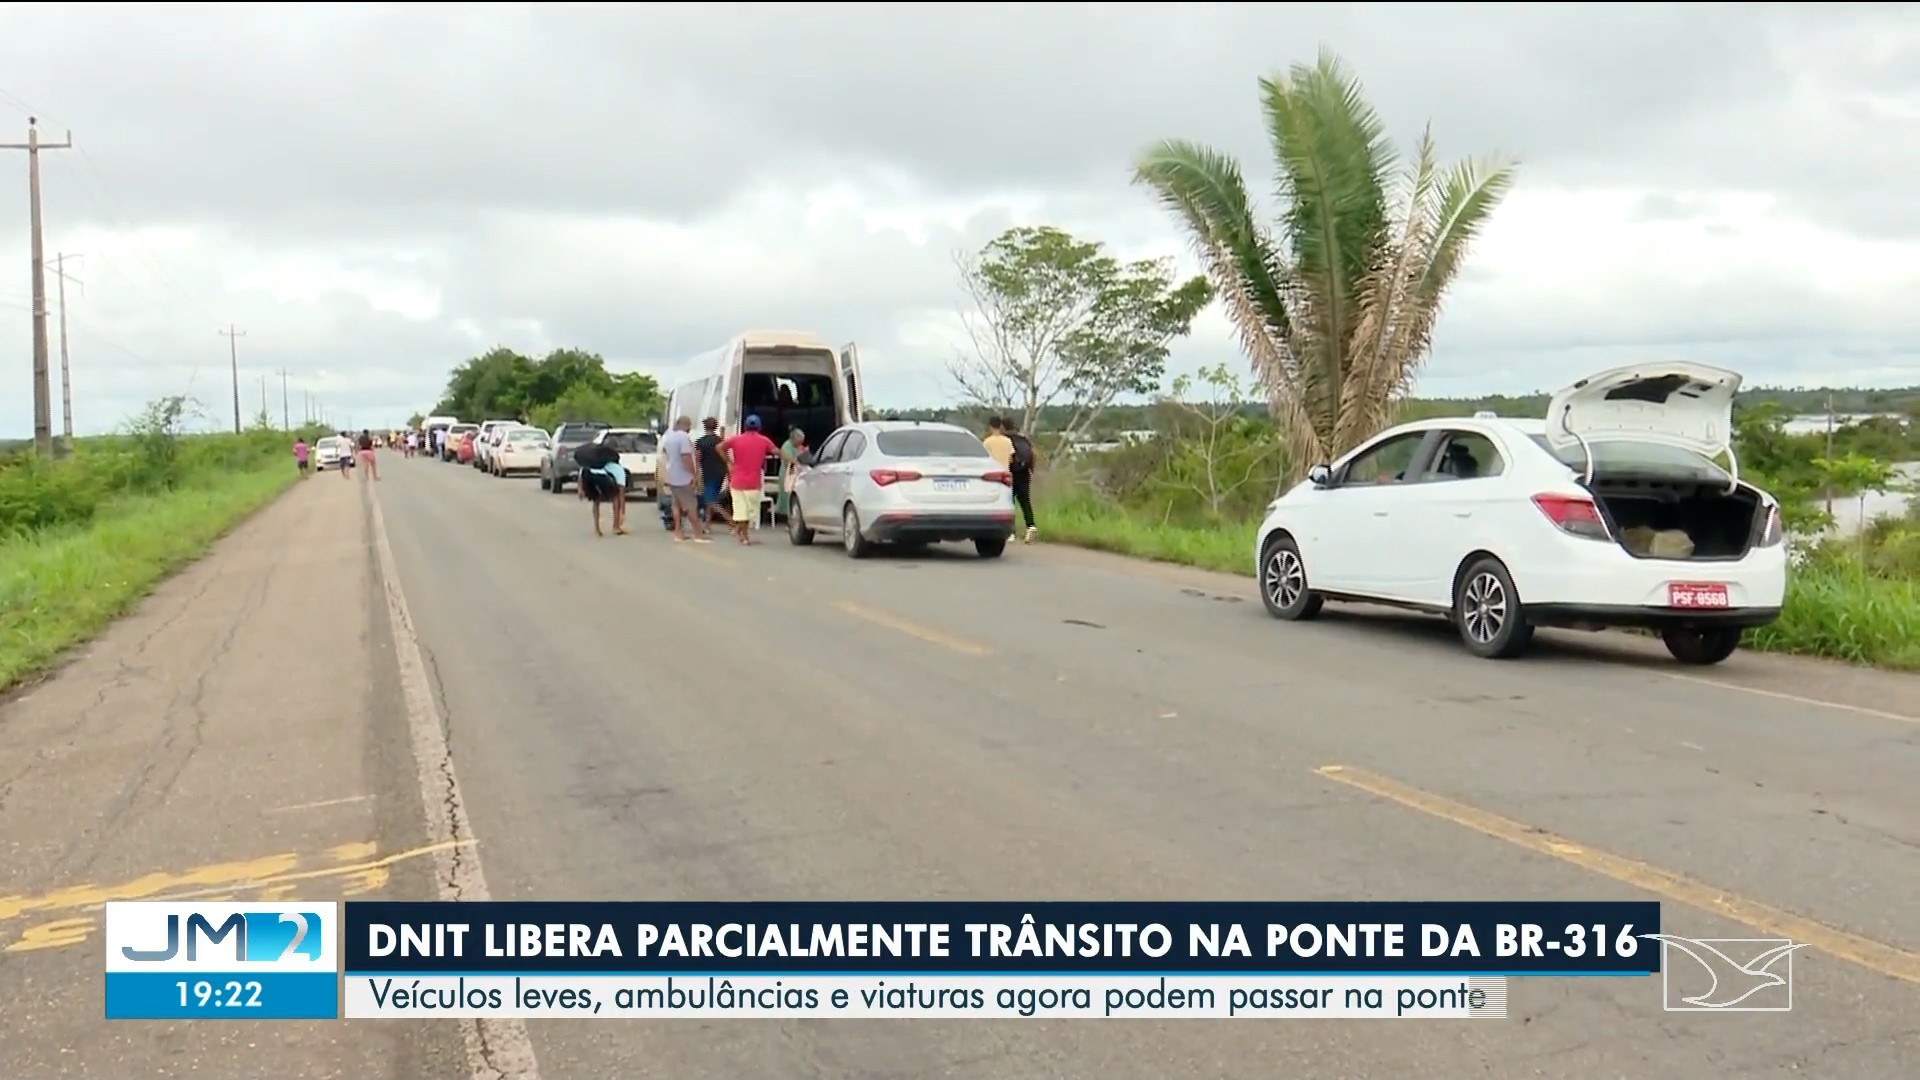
369;486;542;1080
1656;670;1919;724
264;794;374;815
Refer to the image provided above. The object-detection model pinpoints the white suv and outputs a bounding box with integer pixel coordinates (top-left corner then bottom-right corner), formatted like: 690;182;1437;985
1253;362;1788;664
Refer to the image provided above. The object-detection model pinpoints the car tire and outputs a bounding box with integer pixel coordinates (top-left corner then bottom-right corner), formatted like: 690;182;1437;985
1453;556;1533;659
1259;534;1323;621
788;498;816;546
1662;626;1742;665
842;504;871;559
975;537;1006;559
539;473;551;490
551;475;567;495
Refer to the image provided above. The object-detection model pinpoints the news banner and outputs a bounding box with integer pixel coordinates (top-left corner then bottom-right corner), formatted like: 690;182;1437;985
104;900;1664;1021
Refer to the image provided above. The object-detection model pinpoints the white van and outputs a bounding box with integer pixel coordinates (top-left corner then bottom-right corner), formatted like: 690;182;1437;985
663;330;865;509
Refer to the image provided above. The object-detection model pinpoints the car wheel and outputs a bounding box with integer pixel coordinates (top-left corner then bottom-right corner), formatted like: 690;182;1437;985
539;473;551;490
1259;534;1323;621
1453;557;1534;659
842;504;871;559
975;536;1006;559
1662;626;1742;665
788;498;816;546
551;475;567;494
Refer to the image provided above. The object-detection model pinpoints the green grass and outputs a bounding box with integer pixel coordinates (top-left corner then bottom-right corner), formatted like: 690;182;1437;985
0;460;298;692
1040;486;1920;671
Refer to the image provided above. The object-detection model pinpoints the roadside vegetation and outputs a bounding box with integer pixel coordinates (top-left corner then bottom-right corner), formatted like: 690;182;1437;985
412;347;664;432
0;397;314;692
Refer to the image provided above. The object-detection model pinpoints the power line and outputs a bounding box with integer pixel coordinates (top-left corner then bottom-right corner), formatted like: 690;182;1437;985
220;324;246;434
1;117;74;457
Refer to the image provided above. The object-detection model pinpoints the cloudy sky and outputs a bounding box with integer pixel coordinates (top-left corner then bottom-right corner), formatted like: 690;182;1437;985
1;2;1916;436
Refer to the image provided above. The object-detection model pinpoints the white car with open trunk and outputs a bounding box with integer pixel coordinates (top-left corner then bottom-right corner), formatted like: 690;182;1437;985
1253;362;1788;664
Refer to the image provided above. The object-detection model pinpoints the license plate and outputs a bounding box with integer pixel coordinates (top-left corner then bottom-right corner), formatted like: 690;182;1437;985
933;478;965;491
1668;583;1730;608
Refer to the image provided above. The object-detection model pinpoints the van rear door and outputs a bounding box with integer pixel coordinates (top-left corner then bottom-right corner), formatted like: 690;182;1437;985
839;342;864;423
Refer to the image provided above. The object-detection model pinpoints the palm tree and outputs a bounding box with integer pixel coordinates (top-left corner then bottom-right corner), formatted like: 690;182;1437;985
1134;48;1516;481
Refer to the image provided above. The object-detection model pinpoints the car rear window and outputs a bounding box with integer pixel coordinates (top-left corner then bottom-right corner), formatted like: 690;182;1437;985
557;424;607;441
874;429;991;458
1527;435;1729;481
508;430;546;442
603;432;658;453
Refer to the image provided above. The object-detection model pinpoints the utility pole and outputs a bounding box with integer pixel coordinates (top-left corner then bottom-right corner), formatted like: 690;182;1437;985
50;253;83;443
278;368;291;430
258;373;267;424
220;324;246;433
2;118;74;458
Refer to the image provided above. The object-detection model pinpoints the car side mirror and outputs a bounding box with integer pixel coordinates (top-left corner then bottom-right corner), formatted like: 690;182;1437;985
1307;464;1333;487
798;451;818;467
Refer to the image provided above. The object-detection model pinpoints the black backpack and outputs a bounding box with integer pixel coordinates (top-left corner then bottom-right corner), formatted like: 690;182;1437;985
1008;432;1036;472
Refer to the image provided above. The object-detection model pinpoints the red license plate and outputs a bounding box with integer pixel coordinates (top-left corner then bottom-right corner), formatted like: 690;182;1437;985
1668;583;1730;608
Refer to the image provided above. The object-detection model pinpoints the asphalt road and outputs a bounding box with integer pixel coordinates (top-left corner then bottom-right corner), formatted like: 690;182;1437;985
3;452;1916;1078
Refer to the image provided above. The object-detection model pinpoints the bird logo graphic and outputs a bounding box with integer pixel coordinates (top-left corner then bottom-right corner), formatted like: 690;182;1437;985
1645;935;1805;1010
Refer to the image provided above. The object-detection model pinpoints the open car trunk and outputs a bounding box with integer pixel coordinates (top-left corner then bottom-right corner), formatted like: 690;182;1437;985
1588;478;1762;560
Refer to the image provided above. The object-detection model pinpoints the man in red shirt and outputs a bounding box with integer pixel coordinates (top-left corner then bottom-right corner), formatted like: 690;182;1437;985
719;414;778;545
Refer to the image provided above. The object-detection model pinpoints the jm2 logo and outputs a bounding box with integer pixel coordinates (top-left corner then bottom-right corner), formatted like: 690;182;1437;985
121;912;325;963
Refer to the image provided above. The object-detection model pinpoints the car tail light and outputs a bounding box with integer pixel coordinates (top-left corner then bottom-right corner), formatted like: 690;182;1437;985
870;469;923;486
984;470;1012;486
1756;503;1783;547
1531;493;1611;541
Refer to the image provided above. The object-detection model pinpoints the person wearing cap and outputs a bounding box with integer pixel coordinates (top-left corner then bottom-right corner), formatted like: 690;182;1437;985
718;414;779;545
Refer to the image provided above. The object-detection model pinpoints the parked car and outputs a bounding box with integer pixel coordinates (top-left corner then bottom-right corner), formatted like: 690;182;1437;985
590;428;660;499
491;427;550;477
541;421;611;494
313;435;354;471
442;423;478;461
473;421;514;470
1252;362;1787;665
787;420;1016;559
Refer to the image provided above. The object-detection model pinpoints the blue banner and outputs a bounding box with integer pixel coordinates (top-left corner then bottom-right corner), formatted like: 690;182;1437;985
345;901;1660;975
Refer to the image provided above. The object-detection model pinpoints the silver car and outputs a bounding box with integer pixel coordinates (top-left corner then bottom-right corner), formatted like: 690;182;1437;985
787;420;1017;559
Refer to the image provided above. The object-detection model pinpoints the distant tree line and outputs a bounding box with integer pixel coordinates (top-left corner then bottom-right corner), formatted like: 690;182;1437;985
423;347;664;432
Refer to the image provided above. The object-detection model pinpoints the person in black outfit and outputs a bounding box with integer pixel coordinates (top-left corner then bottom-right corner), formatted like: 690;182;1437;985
694;417;729;525
572;439;628;536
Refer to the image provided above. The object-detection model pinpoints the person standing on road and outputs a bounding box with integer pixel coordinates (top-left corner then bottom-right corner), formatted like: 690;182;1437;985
776;427;809;519
695;418;729;527
293;437;310;479
987;417;1039;543
356;430;381;482
659;416;709;543
719;415;778;545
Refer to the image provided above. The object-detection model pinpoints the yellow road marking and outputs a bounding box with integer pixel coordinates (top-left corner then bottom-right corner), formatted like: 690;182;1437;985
1314;764;1920;985
834;600;993;657
266;794;375;814
0;840;467;954
1654;671;1918;724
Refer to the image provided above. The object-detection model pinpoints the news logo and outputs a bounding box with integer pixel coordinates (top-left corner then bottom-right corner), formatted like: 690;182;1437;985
1645;934;1803;1012
120;910;324;964
104;902;341;1020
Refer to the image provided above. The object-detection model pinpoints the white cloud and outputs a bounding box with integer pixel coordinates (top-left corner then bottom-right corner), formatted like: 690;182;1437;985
1;3;1918;435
